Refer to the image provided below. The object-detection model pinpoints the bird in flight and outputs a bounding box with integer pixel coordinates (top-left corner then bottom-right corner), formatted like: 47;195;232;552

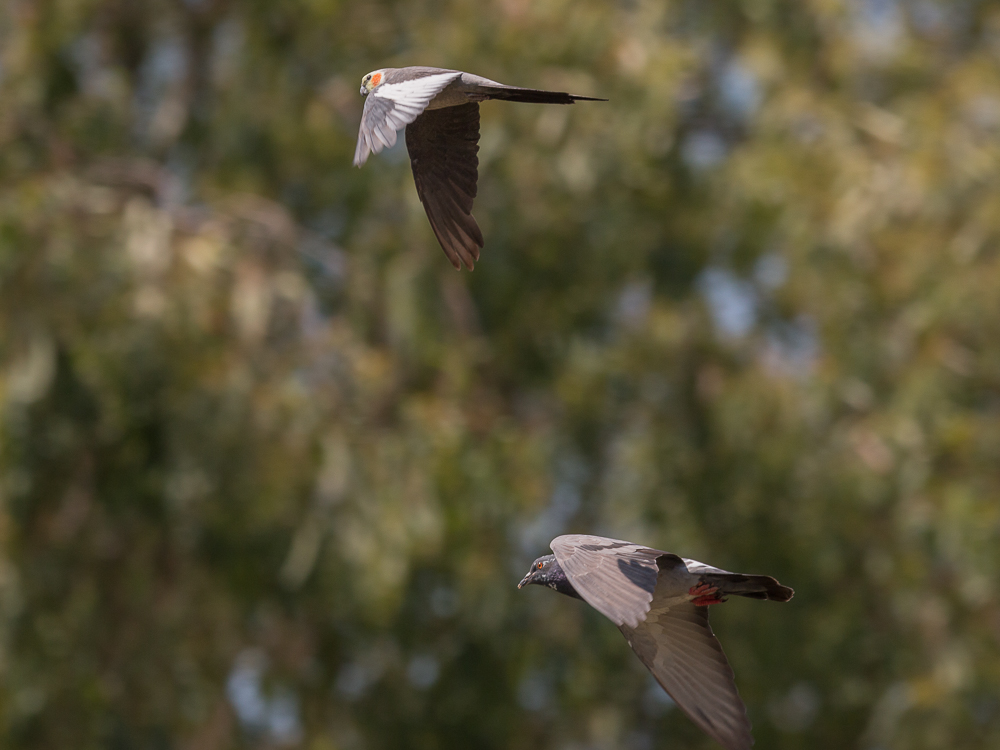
354;67;605;270
519;535;793;750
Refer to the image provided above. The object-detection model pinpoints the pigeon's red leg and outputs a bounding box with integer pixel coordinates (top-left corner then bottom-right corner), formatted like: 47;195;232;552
689;582;725;606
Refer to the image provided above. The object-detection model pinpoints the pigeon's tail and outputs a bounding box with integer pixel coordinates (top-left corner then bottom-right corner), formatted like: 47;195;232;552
484;87;607;105
705;573;794;603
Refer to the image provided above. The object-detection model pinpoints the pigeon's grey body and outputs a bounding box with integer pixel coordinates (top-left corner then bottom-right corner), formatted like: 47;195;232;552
519;534;793;750
354;66;604;270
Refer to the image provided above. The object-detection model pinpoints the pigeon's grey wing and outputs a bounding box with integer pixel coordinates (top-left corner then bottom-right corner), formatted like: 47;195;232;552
550;535;683;629
354;70;462;167
623;603;753;750
406;102;484;270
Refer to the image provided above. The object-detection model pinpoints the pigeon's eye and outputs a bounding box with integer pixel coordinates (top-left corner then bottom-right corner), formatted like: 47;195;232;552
536;562;544;569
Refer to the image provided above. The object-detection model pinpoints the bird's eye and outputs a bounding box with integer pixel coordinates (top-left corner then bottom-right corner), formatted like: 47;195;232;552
536;562;543;569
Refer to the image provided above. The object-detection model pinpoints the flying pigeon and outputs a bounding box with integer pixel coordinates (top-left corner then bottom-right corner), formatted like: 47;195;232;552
353;66;605;270
518;535;793;750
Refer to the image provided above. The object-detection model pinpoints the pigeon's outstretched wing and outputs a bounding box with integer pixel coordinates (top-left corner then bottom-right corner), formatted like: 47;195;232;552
354;70;462;167
406;103;484;270
622;600;753;750
550;535;682;629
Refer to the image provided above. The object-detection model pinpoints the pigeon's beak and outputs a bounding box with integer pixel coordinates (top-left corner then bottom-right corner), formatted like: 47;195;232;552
517;571;533;589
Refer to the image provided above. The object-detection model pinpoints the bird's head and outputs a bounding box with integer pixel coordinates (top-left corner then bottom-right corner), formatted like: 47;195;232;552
360;70;385;96
518;554;559;589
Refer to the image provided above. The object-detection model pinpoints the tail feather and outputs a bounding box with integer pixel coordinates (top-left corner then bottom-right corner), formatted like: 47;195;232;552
484;87;607;105
705;573;794;602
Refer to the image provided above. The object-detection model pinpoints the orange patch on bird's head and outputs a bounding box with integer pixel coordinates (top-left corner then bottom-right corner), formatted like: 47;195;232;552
361;70;385;94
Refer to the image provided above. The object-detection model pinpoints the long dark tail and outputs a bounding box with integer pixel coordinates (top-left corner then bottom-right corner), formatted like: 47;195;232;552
704;573;794;602
484;87;607;105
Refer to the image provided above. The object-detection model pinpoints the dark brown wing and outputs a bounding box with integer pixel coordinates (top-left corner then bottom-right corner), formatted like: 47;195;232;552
405;103;484;270
550;535;682;629
622;602;753;750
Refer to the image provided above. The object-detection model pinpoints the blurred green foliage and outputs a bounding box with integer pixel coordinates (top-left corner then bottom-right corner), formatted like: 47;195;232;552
1;0;999;748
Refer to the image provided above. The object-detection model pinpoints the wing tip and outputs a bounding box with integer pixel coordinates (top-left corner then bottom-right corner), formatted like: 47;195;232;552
354;139;371;167
453;243;478;271
427;214;482;272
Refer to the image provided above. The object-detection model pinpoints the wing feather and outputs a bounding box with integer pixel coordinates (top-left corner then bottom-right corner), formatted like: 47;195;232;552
550;535;680;629
354;71;462;167
375;72;462;109
623;598;753;750
406;103;483;270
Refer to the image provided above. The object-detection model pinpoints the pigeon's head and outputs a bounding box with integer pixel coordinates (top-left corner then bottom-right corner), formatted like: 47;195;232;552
518;554;560;589
360;70;385;96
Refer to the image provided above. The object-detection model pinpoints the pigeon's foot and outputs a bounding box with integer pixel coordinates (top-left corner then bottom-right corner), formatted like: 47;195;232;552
689;582;726;606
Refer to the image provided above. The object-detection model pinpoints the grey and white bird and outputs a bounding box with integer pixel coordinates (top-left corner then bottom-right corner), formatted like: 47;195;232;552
518;535;793;750
354;66;605;270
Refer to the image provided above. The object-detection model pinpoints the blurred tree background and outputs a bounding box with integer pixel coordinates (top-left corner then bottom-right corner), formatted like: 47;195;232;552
1;0;999;748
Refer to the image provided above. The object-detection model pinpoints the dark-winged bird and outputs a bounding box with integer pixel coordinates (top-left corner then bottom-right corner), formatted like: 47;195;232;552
519;535;793;750
353;67;605;270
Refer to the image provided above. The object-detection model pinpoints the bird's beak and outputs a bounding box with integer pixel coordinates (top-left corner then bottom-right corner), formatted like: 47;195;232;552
360;86;368;96
517;571;533;589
